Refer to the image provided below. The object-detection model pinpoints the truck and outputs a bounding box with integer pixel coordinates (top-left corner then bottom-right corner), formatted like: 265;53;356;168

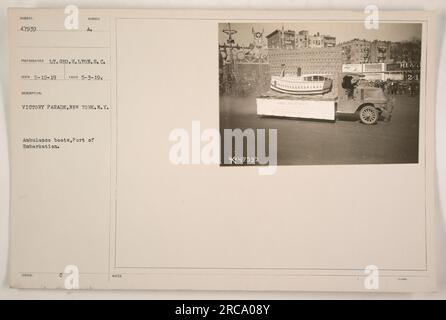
256;72;394;125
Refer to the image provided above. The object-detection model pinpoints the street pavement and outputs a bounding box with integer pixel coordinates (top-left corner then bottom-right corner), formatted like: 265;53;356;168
220;94;420;165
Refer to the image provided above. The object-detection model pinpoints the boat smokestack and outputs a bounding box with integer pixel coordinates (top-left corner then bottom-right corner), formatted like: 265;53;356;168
280;64;286;77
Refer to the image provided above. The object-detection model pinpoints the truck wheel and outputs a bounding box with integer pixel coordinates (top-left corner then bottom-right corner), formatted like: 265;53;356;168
359;105;379;125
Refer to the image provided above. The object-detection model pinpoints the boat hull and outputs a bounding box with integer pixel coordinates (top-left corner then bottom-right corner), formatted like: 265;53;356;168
270;84;332;95
270;77;333;95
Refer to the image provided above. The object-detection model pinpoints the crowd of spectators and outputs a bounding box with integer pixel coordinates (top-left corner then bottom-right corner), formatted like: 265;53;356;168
362;79;420;96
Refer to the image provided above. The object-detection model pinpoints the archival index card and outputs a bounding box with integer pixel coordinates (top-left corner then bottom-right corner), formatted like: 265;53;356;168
8;8;438;292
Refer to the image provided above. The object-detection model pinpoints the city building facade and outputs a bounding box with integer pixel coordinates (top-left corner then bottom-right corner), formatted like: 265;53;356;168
268;46;343;76
267;29;336;49
295;30;309;48
340;39;371;64
370;40;392;63
266;28;296;50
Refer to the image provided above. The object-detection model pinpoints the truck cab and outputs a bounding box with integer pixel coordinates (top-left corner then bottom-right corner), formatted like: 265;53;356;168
337;73;394;124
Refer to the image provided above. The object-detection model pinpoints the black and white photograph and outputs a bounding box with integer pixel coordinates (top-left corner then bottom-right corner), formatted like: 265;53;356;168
219;22;422;165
